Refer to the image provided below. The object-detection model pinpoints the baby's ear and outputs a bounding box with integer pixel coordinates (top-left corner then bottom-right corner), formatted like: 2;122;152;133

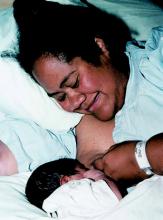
60;175;71;185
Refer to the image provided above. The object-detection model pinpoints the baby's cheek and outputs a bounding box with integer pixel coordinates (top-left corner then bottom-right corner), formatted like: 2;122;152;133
93;158;104;171
83;169;105;180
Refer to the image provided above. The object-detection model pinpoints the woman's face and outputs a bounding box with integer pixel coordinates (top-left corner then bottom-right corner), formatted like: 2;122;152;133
33;56;127;121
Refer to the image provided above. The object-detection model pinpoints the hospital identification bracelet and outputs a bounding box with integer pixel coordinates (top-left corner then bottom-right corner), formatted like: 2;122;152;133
135;141;154;176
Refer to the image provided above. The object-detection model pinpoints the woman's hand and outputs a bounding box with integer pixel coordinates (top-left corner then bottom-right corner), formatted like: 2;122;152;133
94;133;163;186
94;141;147;185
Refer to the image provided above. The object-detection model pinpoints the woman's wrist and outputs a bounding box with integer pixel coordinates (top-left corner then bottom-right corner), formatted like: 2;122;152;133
134;141;154;176
146;133;163;175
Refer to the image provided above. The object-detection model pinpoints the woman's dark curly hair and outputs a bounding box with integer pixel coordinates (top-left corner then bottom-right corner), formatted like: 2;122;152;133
13;0;132;77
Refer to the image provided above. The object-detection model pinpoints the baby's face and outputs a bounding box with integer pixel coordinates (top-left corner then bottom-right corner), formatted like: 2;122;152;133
69;168;122;200
69;167;105;181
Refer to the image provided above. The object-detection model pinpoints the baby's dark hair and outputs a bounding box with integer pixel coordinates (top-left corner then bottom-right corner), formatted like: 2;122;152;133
25;158;85;209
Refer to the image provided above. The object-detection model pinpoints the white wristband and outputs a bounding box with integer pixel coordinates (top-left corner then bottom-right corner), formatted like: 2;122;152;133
135;141;154;176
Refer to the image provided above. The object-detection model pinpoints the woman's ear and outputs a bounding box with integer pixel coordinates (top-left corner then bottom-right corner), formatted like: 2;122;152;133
95;37;109;58
60;175;71;185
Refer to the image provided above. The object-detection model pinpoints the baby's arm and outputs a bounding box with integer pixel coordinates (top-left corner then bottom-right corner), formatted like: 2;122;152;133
76;115;115;168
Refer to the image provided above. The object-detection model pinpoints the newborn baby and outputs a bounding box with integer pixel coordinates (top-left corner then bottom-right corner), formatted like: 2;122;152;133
26;158;122;218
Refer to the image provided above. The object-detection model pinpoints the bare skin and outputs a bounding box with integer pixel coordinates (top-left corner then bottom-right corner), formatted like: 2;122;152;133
33;51;163;184
94;133;163;185
33;39;128;121
60;162;122;200
0;140;18;175
31;37;163;184
76;115;115;168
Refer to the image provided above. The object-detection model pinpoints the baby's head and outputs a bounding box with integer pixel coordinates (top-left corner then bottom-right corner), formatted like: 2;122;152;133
26;158;121;209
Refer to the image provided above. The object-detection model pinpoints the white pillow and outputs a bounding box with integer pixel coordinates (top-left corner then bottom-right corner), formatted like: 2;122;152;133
0;2;83;132
0;57;82;132
0;7;18;54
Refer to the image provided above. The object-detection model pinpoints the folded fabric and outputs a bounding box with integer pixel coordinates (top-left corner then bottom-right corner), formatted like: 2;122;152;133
42;179;119;218
0;117;76;172
0;4;82;132
43;175;163;220
140;26;163;88
113;26;163;142
0;7;18;55
0;57;82;132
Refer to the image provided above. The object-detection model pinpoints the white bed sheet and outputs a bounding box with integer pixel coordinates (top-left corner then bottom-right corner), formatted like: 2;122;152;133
87;0;163;41
0;173;163;220
0;1;163;219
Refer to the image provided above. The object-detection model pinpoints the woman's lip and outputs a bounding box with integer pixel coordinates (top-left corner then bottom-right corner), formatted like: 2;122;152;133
88;92;100;112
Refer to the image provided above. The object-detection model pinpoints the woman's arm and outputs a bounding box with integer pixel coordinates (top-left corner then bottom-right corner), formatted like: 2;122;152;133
76;115;115;168
94;133;163;186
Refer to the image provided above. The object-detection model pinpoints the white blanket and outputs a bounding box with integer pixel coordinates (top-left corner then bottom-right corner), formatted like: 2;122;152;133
43;179;119;218
42;176;163;220
0;172;163;220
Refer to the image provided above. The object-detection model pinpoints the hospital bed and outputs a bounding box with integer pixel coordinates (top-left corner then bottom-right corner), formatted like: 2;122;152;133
0;0;163;219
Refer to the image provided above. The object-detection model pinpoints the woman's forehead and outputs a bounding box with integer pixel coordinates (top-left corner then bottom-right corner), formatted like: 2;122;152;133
33;56;74;91
34;56;73;77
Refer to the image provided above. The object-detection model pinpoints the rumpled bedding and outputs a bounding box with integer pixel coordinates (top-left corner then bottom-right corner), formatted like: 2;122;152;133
1;173;163;220
43;176;163;220
42;179;119;218
0;1;163;220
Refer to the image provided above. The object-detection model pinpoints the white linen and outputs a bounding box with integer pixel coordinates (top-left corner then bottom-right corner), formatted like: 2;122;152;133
113;26;163;142
0;173;162;220
0;172;48;220
43;179;119;218
87;0;163;41
0;117;76;172
0;2;163;220
44;175;163;220
0;6;82;132
0;57;82;132
0;7;18;54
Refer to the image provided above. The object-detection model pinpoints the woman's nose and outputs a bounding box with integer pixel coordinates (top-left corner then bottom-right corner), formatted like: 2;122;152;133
67;89;86;111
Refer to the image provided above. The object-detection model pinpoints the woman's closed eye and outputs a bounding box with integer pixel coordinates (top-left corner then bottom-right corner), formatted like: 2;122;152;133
54;93;66;102
71;77;79;88
54;78;79;102
64;74;79;89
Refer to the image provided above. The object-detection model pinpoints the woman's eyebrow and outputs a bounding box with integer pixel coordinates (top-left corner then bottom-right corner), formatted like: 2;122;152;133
60;70;76;88
47;70;77;96
47;72;72;97
60;75;69;88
